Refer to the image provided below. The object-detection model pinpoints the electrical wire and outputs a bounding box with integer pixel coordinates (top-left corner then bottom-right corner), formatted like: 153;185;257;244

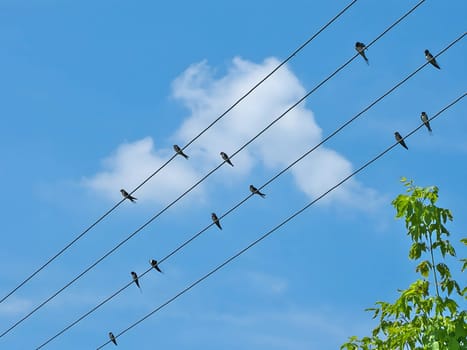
33;30;466;349
94;92;466;349
0;0;430;339
0;0;359;306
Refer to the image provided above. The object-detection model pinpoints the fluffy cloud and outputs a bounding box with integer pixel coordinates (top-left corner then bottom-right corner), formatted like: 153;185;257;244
83;137;202;203
84;56;379;208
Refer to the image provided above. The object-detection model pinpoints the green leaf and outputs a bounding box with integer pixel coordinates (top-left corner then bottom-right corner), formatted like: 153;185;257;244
416;260;431;278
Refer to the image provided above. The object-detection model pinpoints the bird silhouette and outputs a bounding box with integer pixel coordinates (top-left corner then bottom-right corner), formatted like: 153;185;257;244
220;152;234;166
109;332;117;346
173;144;189;159
420;112;432;133
120;189;137;203
131;271;141;290
425;49;440;69
355;42;369;65
394;132;408;150
211;213;222;230
149;259;163;273
249;185;266;198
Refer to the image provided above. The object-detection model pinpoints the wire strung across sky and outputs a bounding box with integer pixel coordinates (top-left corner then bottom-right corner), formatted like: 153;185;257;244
0;0;431;339
0;0;360;307
93;92;466;349
33;31;465;349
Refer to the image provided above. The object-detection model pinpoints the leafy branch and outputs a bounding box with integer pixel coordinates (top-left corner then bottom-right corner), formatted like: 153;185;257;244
341;179;466;350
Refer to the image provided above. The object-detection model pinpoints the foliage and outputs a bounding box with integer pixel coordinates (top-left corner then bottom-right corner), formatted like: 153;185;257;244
341;178;466;350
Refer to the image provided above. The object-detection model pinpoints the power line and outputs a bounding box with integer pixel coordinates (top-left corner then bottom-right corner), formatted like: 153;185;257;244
0;0;430;339
94;92;466;349
33;30;465;349
0;0;359;306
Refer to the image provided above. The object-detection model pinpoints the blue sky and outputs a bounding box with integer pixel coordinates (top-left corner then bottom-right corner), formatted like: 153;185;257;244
1;0;466;349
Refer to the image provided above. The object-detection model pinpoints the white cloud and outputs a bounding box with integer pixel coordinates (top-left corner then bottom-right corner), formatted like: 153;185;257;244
172;56;379;207
84;56;380;208
82;137;202;203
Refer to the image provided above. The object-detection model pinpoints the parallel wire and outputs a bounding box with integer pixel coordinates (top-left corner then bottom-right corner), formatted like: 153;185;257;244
94;92;466;349
0;0;430;339
0;0;359;306
34;30;465;349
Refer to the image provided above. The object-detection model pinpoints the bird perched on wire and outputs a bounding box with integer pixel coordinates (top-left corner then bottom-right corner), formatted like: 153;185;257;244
355;42;369;65
211;213;222;230
394;132;408;150
149;259;163;273
130;271;141;290
249;185;266;198
220;152;234;166
108;332;117;346
173;144;189;159
420;112;432;133
425;49;440;69
120;189;137;203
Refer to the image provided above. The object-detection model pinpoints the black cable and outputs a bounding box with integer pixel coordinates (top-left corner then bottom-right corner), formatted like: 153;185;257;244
0;0;358;306
0;0;430;339
94;92;466;349
36;22;464;349
35;22;465;350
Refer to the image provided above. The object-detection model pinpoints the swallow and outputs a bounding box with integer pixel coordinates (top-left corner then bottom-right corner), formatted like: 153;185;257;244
394;132;408;150
355;42;369;65
131;271;141;290
220;152;234;166
425;49;440;69
149;259;163;273
120;189;137;203
211;212;222;230
109;332;117;346
249;185;266;198
173;144;189;159
420;112;432;132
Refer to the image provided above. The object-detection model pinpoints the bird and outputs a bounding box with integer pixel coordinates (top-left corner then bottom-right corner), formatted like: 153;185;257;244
425;49;440;69
130;271;141;290
220;152;234;166
249;185;266;198
120;189;137;203
149;259;163;273
394;132;408;150
211;213;222;230
108;332;117;346
173;144;189;159
355;42;369;64
420;112;432;133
